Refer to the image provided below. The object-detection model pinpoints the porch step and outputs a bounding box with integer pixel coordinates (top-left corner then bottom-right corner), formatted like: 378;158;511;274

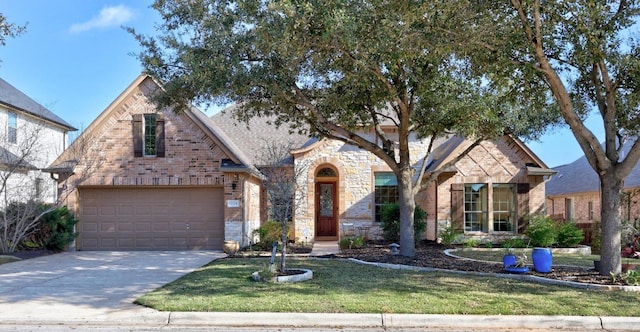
310;241;339;256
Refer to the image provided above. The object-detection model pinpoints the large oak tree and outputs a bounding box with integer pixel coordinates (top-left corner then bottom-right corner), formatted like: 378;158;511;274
458;0;640;275
131;0;555;256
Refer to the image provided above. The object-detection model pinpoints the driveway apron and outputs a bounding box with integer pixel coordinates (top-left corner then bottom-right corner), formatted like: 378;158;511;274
0;251;224;322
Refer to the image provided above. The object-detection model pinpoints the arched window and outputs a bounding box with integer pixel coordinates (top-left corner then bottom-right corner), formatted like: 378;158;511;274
316;167;337;177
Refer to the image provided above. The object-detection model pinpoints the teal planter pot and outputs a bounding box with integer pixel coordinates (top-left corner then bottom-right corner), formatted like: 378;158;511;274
532;247;553;273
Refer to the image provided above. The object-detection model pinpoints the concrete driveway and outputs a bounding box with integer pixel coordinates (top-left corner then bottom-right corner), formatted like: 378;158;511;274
0;251;224;322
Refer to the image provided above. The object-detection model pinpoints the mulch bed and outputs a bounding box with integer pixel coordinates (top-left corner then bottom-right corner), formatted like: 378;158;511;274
335;241;625;286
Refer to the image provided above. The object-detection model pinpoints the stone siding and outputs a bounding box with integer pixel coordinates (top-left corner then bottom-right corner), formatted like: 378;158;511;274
293;134;431;242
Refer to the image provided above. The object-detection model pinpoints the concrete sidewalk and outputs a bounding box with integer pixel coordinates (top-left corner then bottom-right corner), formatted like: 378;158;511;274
1;310;639;330
309;241;339;256
1;250;639;330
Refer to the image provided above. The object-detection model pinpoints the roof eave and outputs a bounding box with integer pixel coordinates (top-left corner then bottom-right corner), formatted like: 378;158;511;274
527;166;558;176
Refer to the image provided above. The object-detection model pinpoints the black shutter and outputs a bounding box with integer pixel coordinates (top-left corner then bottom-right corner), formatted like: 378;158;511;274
450;183;464;231
132;114;143;157
156;114;165;157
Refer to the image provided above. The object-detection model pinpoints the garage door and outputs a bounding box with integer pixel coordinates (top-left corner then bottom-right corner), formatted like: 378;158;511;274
78;187;224;250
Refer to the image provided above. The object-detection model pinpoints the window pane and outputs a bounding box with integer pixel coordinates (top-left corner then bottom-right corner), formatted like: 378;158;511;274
374;172;398;222
492;184;515;232
464;184;487;232
319;184;334;217
144;114;157;156
8;112;17;144
317;167;336;177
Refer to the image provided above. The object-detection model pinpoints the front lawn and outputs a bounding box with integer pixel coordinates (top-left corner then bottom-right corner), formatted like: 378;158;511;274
135;257;640;316
0;256;20;265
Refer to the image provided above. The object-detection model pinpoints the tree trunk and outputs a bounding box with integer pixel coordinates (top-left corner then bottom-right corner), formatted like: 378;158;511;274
398;167;416;257
280;222;287;272
598;172;623;275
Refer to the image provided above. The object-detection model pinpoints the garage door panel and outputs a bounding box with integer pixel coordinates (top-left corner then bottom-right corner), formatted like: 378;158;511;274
79;187;224;250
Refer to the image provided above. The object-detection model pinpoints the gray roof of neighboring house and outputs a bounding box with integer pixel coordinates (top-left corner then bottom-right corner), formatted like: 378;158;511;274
0;146;37;170
210;104;312;165
0;77;76;131
546;140;640;196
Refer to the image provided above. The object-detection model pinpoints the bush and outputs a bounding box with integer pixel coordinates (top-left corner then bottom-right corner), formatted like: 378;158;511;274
439;225;462;247
253;220;289;250
380;204;427;244
20;205;78;251
463;237;479;248
41;206;78;250
556;221;584;247
525;215;557;247
502;237;528;248
339;236;365;249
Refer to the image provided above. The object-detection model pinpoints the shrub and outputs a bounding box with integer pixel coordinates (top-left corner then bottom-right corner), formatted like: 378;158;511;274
525;215;557;247
502;237;528;248
463;237;479;248
556;221;584;247
339;236;365;249
439;225;462;247
22;205;78;251
379;204;427;244
253;220;289;250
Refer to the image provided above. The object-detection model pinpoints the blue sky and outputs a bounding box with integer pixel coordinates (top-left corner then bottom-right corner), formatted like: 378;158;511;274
0;1;604;168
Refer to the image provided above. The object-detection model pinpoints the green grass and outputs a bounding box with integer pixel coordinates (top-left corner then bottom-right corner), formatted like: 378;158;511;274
135;257;640;316
0;256;20;265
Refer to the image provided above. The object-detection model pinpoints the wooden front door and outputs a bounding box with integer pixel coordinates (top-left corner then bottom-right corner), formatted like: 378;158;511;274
315;182;337;237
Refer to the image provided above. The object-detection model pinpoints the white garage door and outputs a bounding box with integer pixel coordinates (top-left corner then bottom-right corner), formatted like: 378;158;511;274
78;187;224;250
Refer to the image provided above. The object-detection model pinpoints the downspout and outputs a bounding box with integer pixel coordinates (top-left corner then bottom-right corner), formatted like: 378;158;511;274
542;174;555;215
241;176;247;247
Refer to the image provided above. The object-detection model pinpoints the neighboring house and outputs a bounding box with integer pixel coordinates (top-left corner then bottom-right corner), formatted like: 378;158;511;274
546;140;640;224
47;74;556;251
0;77;75;207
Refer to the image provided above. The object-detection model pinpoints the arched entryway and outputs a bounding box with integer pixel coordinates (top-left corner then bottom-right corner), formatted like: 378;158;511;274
315;166;339;240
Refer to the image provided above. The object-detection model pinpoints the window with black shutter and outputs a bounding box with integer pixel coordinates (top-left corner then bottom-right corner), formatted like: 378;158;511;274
132;113;165;157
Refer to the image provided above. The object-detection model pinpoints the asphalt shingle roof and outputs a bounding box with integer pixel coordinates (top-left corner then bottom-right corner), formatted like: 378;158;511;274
0;77;75;130
210;105;312;165
546;140;640;196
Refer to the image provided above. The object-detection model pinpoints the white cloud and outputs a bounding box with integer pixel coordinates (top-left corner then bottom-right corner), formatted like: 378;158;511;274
69;5;135;33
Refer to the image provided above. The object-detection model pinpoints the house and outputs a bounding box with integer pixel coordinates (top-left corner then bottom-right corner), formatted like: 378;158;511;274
285;130;554;243
546;140;640;225
0;77;75;207
47;74;556;251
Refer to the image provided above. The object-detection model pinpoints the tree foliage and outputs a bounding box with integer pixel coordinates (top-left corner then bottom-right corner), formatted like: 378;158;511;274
457;0;640;275
0;13;25;47
131;0;556;256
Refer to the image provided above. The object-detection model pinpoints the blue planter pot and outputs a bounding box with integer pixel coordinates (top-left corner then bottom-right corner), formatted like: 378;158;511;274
532;247;553;273
503;254;517;268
